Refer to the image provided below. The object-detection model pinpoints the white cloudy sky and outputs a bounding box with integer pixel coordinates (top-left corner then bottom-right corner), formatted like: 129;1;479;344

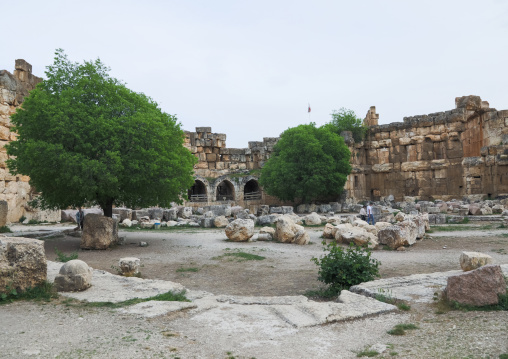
2;0;507;148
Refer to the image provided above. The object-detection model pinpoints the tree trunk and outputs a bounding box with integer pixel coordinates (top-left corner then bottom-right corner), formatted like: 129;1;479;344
101;199;114;218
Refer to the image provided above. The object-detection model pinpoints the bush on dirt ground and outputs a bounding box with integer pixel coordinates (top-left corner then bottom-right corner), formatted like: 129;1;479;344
311;241;380;296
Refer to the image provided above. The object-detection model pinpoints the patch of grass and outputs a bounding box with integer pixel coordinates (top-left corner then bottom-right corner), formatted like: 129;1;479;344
375;289;411;311
389;351;398;356
0;226;12;233
80;290;190;309
499;354;508;359
176;267;200;273
397;302;411;311
387;323;419;336
55;247;78;262
304;287;339;300
223;252;265;261
357;349;379;357
382;245;393;251
1;281;57;304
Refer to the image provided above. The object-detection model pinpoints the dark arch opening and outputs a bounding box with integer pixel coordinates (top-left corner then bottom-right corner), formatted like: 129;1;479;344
244;179;261;200
188;180;207;202
216;180;235;201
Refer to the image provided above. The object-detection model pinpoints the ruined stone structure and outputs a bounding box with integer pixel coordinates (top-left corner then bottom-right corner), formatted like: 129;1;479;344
184;95;507;207
0;60;59;222
347;96;508;202
2;59;507;219
183;128;291;211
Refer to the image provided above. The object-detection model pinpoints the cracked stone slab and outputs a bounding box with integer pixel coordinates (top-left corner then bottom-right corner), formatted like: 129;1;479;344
47;261;185;303
350;264;508;303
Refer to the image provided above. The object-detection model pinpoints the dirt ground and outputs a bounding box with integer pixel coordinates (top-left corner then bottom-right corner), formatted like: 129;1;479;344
1;223;507;358
44;223;508;297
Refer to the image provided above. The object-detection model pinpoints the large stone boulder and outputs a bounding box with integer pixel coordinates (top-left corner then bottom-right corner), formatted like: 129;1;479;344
459;252;493;271
163;208;178;221
378;222;417;249
322;223;336;239
0;237;47;293
274;216;309;245
54;260;93;292
178;207;193;219
112;208;132;222
258;214;278;226
304;212;322;226
204;204;231;217
80;214;118;250
333;223;354;242
445;265;506;306
340;227;378;249
214;216;229;228
225;219;255;242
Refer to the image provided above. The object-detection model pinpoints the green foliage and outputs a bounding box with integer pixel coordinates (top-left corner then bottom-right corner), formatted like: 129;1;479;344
259;123;351;203
0;226;12;233
19;215;26;223
356;349;379;357
325;107;367;143
213;251;266;261
387;323;419;335
55;247;78;262
1;281;57;304
176;267;200;272
6;49;196;216
311;241;380;295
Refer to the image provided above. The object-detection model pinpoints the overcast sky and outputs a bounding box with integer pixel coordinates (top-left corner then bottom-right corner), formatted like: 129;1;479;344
2;0;507;148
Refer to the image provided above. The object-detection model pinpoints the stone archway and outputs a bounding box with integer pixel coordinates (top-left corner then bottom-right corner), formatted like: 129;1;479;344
244;179;261;200
188;180;207;202
216;180;235;201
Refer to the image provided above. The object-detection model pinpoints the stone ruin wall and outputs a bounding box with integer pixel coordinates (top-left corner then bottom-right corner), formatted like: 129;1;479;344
347;95;508;202
184;95;508;208
3;60;507;219
0;60;59;223
183;128;293;212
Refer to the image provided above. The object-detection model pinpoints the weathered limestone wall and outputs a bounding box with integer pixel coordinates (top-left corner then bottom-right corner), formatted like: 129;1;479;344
183;127;290;211
346;95;508;202
0;61;60;222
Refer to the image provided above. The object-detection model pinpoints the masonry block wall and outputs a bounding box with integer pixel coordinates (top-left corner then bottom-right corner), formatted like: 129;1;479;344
0;61;60;222
346;95;508;202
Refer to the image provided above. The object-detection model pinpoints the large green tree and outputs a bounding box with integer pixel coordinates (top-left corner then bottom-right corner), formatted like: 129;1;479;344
259;123;351;203
6;50;196;217
324;107;367;143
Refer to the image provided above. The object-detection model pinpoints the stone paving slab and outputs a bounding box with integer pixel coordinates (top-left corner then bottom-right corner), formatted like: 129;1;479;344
350;264;508;303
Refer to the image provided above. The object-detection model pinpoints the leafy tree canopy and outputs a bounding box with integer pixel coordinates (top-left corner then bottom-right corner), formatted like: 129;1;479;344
6;49;196;217
324;107;367;143
259;123;351;203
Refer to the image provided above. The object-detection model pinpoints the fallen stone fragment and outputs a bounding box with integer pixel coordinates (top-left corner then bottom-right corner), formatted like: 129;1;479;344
445;265;506;307
225;219;255;242
54;260;92;292
119;257;140;276
459;251;493;271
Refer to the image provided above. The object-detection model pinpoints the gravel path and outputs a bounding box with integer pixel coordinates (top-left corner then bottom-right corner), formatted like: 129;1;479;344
1;223;507;358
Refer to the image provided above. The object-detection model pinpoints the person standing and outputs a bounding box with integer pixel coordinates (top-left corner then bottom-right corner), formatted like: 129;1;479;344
359;205;367;221
76;207;84;231
367;203;375;225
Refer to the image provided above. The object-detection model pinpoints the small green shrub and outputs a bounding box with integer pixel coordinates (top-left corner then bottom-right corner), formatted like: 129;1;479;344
311;241;380;296
499;354;508;359
176;267;200;273
387;323;419;335
19;215;26;223
27;219;39;225
0;226;12;233
55;248;78;262
1;281;57;304
357;349;379;357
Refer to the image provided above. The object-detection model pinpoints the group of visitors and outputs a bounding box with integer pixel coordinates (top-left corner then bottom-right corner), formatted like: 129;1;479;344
359;203;375;225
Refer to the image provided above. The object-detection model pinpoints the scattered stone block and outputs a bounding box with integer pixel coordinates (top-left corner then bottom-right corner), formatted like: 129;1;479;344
0;237;47;293
119;257;140;276
54;260;92;292
445;265;506;306
274;216;309;245
304;212;321;226
80;214;118;250
460;252;493;271
225;219;255;242
214;216;229;228
322;223;336;239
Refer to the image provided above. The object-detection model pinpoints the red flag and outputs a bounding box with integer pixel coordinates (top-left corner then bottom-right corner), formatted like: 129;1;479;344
308;104;311;113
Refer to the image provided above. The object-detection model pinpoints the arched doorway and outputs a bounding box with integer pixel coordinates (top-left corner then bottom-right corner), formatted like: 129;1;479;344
244;179;261;200
188;180;207;202
216;180;235;201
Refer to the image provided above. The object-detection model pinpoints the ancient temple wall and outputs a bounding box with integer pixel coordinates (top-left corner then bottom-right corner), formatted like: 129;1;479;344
0;61;60;222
